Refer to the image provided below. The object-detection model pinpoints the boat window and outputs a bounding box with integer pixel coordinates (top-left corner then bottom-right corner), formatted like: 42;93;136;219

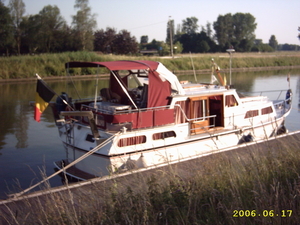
153;131;176;140
85;134;95;143
127;74;142;89
117;135;146;147
118;70;130;76
225;95;238;107
262;106;273;115
244;110;259;118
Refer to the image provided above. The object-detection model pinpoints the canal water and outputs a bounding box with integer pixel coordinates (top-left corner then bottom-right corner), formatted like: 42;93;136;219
0;69;299;199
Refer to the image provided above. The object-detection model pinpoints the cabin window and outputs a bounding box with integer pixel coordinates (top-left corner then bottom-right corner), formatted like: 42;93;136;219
262;106;273;115
225;95;238;107
153;131;176;140
117;135;146;147
86;134;95;143
245;110;259;118
191;100;207;121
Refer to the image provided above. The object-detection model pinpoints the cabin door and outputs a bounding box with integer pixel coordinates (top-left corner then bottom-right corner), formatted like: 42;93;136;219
189;97;209;134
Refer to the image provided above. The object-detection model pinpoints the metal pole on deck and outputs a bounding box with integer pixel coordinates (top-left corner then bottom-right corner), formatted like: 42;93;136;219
226;48;235;87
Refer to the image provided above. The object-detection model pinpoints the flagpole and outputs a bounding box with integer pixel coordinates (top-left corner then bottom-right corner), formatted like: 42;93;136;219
35;74;74;111
189;52;197;82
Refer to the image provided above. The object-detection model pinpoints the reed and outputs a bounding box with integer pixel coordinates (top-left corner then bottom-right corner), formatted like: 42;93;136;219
1;51;300;79
1;134;300;224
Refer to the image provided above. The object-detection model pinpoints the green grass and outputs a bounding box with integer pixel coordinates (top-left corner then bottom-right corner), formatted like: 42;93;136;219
1;134;300;224
1;51;300;79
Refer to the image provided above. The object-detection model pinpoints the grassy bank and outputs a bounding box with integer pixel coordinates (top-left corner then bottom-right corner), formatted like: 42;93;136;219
1;51;300;79
1;133;300;224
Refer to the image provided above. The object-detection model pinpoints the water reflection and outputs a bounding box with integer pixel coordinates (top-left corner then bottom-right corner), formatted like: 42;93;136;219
14;103;29;148
0;83;32;150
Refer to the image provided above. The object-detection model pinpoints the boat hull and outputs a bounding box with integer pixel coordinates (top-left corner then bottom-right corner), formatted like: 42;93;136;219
55;116;286;180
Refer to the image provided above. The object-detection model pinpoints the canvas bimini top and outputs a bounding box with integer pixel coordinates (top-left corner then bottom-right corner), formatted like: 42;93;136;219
65;60;184;108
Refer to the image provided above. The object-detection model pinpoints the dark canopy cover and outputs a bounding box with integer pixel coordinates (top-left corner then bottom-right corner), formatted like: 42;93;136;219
65;60;171;108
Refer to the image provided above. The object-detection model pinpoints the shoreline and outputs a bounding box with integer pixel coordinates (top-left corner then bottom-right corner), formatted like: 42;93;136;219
1;65;300;83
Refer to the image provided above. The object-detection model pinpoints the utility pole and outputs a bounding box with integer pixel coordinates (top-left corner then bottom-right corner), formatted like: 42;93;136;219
169;16;173;58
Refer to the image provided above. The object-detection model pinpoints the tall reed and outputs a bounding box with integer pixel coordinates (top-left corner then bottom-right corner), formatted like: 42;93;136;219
1;52;300;79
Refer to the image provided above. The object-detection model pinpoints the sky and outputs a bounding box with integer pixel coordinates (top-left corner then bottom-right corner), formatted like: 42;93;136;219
15;0;300;45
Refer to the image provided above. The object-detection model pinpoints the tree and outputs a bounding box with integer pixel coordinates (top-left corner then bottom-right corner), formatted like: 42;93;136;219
19;6;69;53
20;14;42;53
182;17;199;35
94;28;138;55
37;5;66;52
206;22;213;39
278;43;299;51
269;35;278;51
201;22;213;39
213;13;233;49
166;19;174;44
0;2;13;55
176;30;216;53
173;41;183;54
140;35;148;45
113;30;138;55
72;0;97;51
9;0;25;55
94;27;117;53
232;13;256;51
214;13;257;51
197;40;210;53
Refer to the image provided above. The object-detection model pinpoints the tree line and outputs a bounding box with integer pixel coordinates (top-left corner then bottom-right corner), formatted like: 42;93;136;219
0;0;299;56
1;0;99;55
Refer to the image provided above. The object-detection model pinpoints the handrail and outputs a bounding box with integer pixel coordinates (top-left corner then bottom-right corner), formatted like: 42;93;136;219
240;89;288;100
174;104;216;122
273;97;292;117
82;103;171;115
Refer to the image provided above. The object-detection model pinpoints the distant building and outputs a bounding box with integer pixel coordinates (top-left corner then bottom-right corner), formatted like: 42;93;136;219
140;50;158;56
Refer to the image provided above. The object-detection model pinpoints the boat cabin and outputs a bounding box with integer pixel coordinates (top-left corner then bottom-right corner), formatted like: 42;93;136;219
56;60;277;136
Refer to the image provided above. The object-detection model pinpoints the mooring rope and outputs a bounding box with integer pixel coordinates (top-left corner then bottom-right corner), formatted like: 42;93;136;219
9;131;120;199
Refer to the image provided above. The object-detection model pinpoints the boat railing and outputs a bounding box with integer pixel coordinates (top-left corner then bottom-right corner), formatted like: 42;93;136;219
79;103;175;130
273;97;292;117
240;89;289;101
81;103;170;115
174;104;217;134
174;104;216;122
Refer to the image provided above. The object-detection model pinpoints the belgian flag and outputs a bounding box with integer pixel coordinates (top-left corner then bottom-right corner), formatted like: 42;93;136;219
34;78;55;122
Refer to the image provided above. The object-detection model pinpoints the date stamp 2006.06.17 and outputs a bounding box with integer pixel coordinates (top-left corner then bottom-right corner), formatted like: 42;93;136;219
233;210;292;218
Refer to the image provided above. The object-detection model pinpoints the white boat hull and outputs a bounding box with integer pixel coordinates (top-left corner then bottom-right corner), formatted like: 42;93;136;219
57;116;285;180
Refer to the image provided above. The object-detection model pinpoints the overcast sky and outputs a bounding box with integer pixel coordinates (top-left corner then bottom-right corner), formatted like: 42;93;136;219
18;0;300;46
